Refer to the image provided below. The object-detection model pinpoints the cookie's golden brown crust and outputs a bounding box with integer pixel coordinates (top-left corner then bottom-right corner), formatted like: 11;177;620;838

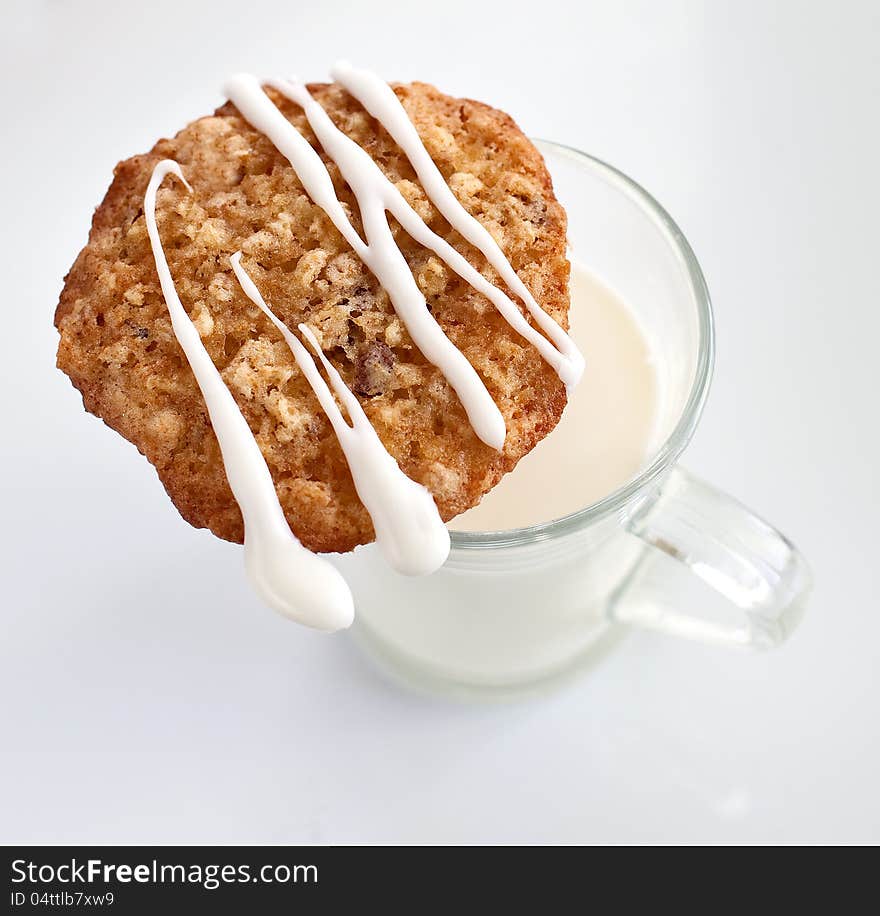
55;82;570;552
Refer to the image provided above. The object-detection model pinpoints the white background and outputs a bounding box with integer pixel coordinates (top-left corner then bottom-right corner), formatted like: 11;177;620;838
2;0;878;843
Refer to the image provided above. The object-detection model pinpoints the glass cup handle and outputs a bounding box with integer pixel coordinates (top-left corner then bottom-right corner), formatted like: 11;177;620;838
610;467;811;649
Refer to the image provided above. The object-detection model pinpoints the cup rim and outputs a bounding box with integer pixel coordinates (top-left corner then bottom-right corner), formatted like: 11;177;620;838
450;140;715;550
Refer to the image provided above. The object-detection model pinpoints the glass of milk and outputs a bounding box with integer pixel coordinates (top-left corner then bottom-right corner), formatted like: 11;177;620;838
333;141;811;697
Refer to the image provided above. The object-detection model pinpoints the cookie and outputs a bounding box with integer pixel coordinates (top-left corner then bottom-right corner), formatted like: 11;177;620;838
55;80;570;553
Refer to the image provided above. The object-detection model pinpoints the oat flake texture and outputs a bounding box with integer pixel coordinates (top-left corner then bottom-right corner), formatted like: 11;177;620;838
55;81;571;553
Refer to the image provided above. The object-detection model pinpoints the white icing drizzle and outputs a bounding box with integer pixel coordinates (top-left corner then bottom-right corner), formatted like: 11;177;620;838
229;253;450;576
140;68;582;630
331;61;584;392
224;73;506;452
144;160;354;631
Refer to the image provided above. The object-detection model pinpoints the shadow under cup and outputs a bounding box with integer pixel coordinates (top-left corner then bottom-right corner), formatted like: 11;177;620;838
332;141;810;697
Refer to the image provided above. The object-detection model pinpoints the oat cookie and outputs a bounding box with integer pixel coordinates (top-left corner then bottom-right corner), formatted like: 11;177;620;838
55;81;570;552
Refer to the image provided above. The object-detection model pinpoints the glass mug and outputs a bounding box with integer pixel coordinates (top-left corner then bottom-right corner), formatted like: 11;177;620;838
332;141;811;697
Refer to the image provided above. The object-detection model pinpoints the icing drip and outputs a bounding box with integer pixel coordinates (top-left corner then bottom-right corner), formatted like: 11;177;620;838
144;160;354;631
229;253;451;576
224;73;506;452
324;62;584;391
139;68;582;630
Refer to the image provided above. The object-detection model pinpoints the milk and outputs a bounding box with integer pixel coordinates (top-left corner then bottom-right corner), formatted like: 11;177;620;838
453;262;660;532
336;263;664;691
